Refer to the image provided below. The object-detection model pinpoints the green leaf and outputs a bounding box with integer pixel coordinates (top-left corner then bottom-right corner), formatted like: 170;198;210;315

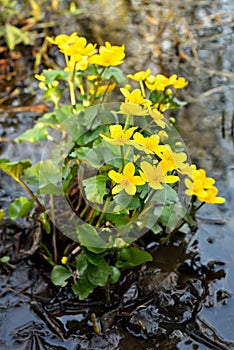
71;147;101;168
5;24;32;50
75;252;89;274
84;251;104;266
50;265;72;287
0;158;31;183
77;125;106;146
170;97;187;108
9;197;35;220
37;111;57;126
39;212;51;234
116;246;153;268
87;260;111;286
105;67;126;83
23;160;62;194
0;209;5;223
0;256;10;263
110;266;121;284
158;202;188;232
43;69;68;84
76;224;107;252
72;278;95;300
55;104;76;123
114;191;141;210
151;185;178;204
82;104;99;125
16;123;48;143
83;175;108;204
105;213;129;228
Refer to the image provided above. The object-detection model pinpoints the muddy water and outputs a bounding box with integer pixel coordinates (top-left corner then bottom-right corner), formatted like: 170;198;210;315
0;0;234;349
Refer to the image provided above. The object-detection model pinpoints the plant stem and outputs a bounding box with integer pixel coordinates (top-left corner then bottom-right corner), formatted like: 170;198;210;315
68;62;77;109
96;197;111;227
17;178;44;212
49;195;58;263
140;81;146;98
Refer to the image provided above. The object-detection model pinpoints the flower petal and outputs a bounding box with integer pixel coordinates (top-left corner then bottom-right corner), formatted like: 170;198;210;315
108;170;122;183
123;162;135;177
112;184;124;195
124;183;136;195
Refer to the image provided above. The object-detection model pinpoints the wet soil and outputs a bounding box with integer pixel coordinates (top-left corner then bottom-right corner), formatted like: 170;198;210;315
0;0;234;349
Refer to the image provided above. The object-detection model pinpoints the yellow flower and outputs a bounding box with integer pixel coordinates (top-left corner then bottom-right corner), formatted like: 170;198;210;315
159;145;187;172
149;109;166;128
154;103;170;112
198;186;225;204
190;165;215;188
61;256;68;264
127;69;151;81
184;164;225;204
65;56;89;71
172;77;188;89
140;161;179;190
158;130;168;142
132;132;164;155
89;42;125;66
145;74;177;92
109;162;145;195
90;83;116;96
145;75;155;91
179;163;193;177
59;36;96;57
185;179;225;204
185;178;207;198
100;125;137;145
120;103;148;116
120;88;151;107
46;32;78;46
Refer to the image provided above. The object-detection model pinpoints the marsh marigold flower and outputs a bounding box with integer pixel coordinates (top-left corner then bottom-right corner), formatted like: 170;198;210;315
127;69;151;82
89;42;125;66
145;74;177;92
140;161;179;190
109;162;145;195
120;88;151;107
149;109;166;128
184;165;225;204
120;103;148;116
159;145;188;172
100;125;137;146
90;83;116;96
61;256;68;264
158;130;169;142
59;36;96;58
172;77;188;89
65;56;89;71
132;132;164;155
46;32;78;47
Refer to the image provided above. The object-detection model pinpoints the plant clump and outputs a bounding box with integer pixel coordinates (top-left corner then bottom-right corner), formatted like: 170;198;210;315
0;32;225;300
